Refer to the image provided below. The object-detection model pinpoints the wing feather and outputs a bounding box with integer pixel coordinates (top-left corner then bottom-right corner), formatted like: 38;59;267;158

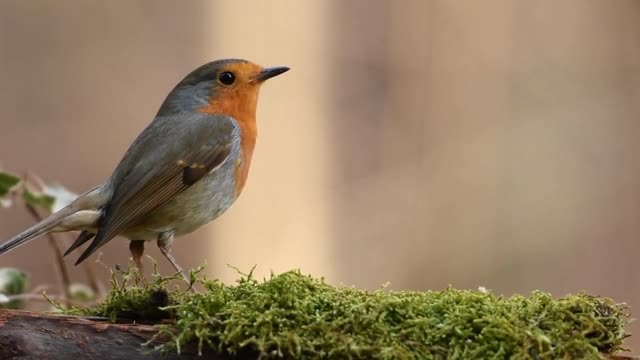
74;113;235;264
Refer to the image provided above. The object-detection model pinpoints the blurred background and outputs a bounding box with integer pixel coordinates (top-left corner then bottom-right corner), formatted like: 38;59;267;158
1;0;640;351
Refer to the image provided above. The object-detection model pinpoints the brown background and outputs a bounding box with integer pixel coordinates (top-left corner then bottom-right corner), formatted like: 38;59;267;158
1;0;640;352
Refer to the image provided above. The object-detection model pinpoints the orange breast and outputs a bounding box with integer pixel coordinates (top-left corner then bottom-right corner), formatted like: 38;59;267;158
231;120;256;196
198;88;258;197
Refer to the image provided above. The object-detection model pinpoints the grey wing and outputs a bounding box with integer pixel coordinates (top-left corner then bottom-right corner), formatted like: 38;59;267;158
74;113;236;264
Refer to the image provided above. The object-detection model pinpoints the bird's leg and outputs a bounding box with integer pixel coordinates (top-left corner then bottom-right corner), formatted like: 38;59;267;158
157;232;191;285
128;240;145;278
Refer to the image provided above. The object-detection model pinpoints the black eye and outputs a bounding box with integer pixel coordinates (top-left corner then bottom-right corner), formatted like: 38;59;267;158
218;71;235;85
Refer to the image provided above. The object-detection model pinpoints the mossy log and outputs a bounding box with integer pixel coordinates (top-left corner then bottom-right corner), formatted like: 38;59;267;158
0;310;634;360
1;270;635;359
0;310;258;359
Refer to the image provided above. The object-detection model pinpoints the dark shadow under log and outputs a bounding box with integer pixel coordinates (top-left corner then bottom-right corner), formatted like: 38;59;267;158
0;310;259;360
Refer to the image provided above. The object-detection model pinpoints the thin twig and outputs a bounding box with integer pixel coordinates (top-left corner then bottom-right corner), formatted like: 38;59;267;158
7;171;105;304
25;172;104;298
11;174;72;305
36;230;104;299
24;203;72;308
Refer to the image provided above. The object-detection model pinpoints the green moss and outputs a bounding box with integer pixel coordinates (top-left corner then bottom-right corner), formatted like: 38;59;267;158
65;267;631;359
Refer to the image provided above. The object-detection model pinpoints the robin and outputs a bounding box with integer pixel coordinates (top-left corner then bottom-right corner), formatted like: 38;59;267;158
0;59;289;282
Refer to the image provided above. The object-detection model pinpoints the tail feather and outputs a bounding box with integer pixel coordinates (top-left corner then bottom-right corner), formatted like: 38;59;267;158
0;185;107;257
63;230;96;256
0;206;77;255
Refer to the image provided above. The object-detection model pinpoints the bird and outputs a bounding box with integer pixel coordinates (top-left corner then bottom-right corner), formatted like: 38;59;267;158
0;59;289;282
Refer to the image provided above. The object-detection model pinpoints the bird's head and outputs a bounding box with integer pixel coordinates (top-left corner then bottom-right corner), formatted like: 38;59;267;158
158;59;290;119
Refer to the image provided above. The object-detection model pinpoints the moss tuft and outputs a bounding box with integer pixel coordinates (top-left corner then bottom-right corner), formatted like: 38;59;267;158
66;267;631;359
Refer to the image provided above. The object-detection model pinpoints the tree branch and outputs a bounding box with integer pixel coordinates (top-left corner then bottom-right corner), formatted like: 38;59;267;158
0;310;259;359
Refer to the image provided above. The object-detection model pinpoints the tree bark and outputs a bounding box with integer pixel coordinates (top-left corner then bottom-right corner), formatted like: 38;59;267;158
0;309;634;360
0;310;258;360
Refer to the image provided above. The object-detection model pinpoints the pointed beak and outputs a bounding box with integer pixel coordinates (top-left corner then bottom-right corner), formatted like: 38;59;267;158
253;66;290;83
